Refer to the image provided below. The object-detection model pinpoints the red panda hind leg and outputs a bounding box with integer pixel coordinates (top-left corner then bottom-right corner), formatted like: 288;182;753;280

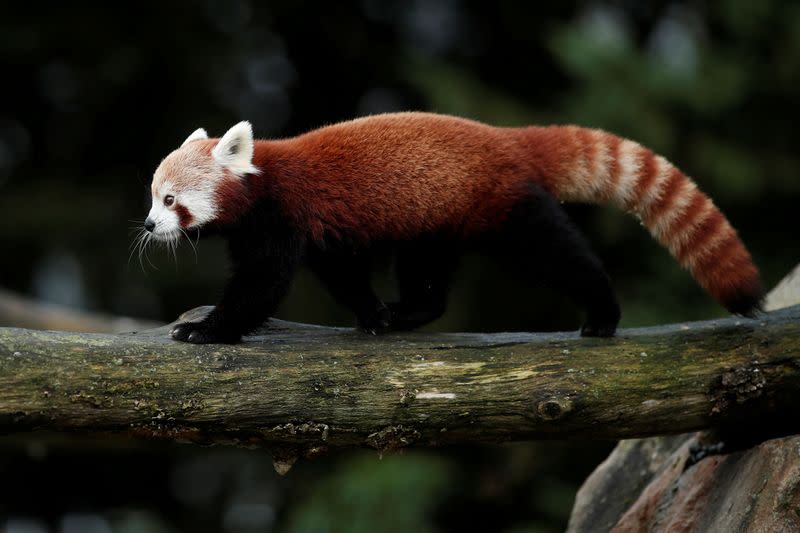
309;238;460;333
485;184;621;337
385;238;460;331
307;246;393;334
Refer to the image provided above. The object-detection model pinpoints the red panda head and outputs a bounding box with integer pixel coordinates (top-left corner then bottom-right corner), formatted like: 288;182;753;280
144;122;258;240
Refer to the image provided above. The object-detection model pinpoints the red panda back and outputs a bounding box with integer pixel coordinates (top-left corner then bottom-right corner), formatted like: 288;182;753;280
258;113;530;241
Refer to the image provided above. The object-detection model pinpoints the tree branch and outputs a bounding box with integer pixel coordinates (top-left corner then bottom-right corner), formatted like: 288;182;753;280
1;306;799;457
0;288;160;333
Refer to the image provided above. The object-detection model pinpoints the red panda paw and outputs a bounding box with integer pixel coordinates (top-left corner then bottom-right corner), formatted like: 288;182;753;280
356;302;393;335
580;322;617;338
580;304;621;338
170;321;242;344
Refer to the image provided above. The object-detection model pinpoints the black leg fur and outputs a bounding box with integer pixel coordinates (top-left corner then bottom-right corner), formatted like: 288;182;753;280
308;247;391;334
171;199;304;344
485;185;621;337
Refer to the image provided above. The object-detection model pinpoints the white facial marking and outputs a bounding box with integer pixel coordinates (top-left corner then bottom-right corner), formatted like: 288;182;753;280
146;182;181;240
150;142;226;234
178;188;218;226
211;121;259;177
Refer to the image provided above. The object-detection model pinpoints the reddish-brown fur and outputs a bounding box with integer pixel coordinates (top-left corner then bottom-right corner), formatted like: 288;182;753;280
632;148;659;204
641;167;684;226
210;112;761;313
214;176;251;226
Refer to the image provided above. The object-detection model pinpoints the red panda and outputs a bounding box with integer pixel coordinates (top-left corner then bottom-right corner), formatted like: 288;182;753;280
142;112;763;344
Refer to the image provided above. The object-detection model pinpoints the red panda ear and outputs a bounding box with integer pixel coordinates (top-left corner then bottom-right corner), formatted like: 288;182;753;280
181;128;208;147
212;121;258;177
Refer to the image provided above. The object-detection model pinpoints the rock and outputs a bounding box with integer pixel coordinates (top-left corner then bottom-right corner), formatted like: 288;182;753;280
568;433;800;532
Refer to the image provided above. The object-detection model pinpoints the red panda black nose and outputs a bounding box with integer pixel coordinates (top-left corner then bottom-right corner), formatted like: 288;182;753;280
144;218;156;232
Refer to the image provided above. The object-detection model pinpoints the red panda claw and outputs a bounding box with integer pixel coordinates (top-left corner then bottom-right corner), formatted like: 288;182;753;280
170;321;241;344
170;323;192;341
356;302;393;335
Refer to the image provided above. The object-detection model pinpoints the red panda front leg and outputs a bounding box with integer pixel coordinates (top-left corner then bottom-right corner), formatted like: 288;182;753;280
171;218;305;344
171;254;301;343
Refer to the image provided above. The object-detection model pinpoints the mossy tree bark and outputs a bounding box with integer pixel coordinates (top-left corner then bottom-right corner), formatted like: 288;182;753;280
2;305;799;461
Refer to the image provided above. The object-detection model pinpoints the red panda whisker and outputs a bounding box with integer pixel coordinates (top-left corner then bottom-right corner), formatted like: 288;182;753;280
130;230;148;273
169;234;179;268
137;232;148;273
179;228;199;263
142;232;158;271
127;230;146;270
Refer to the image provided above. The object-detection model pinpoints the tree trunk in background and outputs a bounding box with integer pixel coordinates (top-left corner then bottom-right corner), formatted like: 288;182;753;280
765;263;800;312
567;264;800;533
0;288;160;333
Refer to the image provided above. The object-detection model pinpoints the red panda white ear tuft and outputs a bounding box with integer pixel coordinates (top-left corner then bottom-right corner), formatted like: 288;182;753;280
181;128;209;147
212;121;258;177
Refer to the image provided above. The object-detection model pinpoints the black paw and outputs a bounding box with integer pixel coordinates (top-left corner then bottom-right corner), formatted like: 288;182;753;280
385;301;445;331
357;302;392;335
580;322;617;337
170;321;241;344
580;304;621;338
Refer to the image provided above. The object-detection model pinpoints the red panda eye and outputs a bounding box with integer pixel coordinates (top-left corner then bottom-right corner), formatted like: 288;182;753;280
164;195;175;207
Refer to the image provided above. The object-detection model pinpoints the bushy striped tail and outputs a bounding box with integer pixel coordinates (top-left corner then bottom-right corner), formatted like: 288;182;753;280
527;126;764;315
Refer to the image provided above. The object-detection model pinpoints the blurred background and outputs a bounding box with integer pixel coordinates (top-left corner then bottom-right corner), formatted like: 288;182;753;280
0;0;797;531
